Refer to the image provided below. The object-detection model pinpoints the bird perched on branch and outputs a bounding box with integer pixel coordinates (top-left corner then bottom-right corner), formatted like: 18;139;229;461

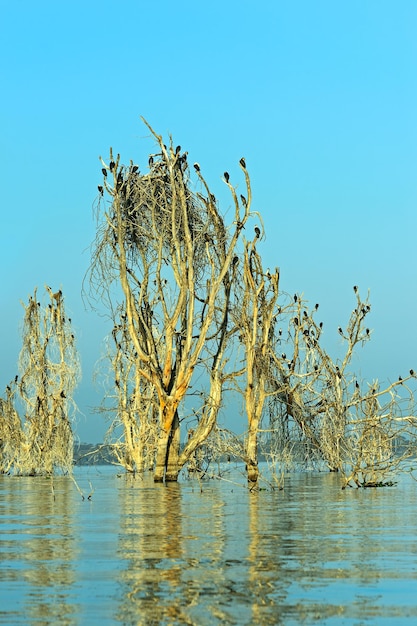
224;171;230;183
193;162;200;172
240;157;246;168
254;227;260;238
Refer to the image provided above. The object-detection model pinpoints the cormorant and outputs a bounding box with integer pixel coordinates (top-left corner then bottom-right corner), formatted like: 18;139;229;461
240;157;246;168
193;162;200;172
224;171;230;182
254;227;260;238
102;168;107;177
338;327;343;335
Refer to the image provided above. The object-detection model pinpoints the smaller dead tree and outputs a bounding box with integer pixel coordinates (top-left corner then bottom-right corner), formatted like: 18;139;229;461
233;231;281;483
268;286;417;487
16;287;81;475
0;378;23;473
103;310;159;472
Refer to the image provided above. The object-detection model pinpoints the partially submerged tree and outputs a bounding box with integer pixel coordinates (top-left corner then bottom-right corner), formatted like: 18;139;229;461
16;287;80;475
266;287;417;487
87;119;252;481
0;378;22;473
233;232;281;483
102;309;159;473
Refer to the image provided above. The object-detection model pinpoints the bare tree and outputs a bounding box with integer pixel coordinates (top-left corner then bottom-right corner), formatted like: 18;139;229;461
232;232;281;483
87;120;252;481
0;378;22;473
16;287;80;475
102;309;159;472
267;287;417;487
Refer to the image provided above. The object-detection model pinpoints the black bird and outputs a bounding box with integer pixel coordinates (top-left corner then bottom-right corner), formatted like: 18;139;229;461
366;328;370;335
410;369;415;376
399;376;403;383
109;161;115;171
294;294;298;303
14;375;18;383
353;285;358;293
254;227;260;238
355;381;360;389
240;157;246;168
98;185;103;195
60;390;66;398
193;162;200;172
294;317;299;326
149;156;154;167
338;327;343;335
232;256;239;265
319;322;323;329
282;353;286;359
224;171;230;182
240;194;247;206
131;165;139;173
102;168;107;177
315;303;319;310
175;145;181;154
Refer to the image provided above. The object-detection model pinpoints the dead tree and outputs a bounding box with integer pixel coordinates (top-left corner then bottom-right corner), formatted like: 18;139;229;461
103;310;159;472
232;232;280;483
86;120;252;481
0;378;23;473
16;287;80;475
268;287;417;486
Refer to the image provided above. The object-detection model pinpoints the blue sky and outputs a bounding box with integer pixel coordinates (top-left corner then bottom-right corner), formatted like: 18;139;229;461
1;0;416;442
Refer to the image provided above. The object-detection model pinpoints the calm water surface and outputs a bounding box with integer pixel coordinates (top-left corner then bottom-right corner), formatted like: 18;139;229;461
1;465;417;625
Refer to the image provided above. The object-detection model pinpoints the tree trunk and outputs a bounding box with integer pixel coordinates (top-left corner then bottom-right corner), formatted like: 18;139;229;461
165;412;181;481
246;427;259;483
154;410;181;482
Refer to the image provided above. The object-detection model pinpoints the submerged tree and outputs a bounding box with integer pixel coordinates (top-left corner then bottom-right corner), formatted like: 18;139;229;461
0;378;22;473
266;287;417;487
233;232;281;483
103;308;159;473
16;287;80;475
87;119;252;481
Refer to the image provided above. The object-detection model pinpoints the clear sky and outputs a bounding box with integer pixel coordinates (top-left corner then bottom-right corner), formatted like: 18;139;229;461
1;0;416;442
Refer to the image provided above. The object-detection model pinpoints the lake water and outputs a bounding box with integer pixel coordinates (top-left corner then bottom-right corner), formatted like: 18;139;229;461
1;464;417;625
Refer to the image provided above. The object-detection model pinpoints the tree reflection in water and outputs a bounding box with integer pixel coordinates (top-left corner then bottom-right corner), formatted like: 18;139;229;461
0;475;78;625
2;467;417;625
